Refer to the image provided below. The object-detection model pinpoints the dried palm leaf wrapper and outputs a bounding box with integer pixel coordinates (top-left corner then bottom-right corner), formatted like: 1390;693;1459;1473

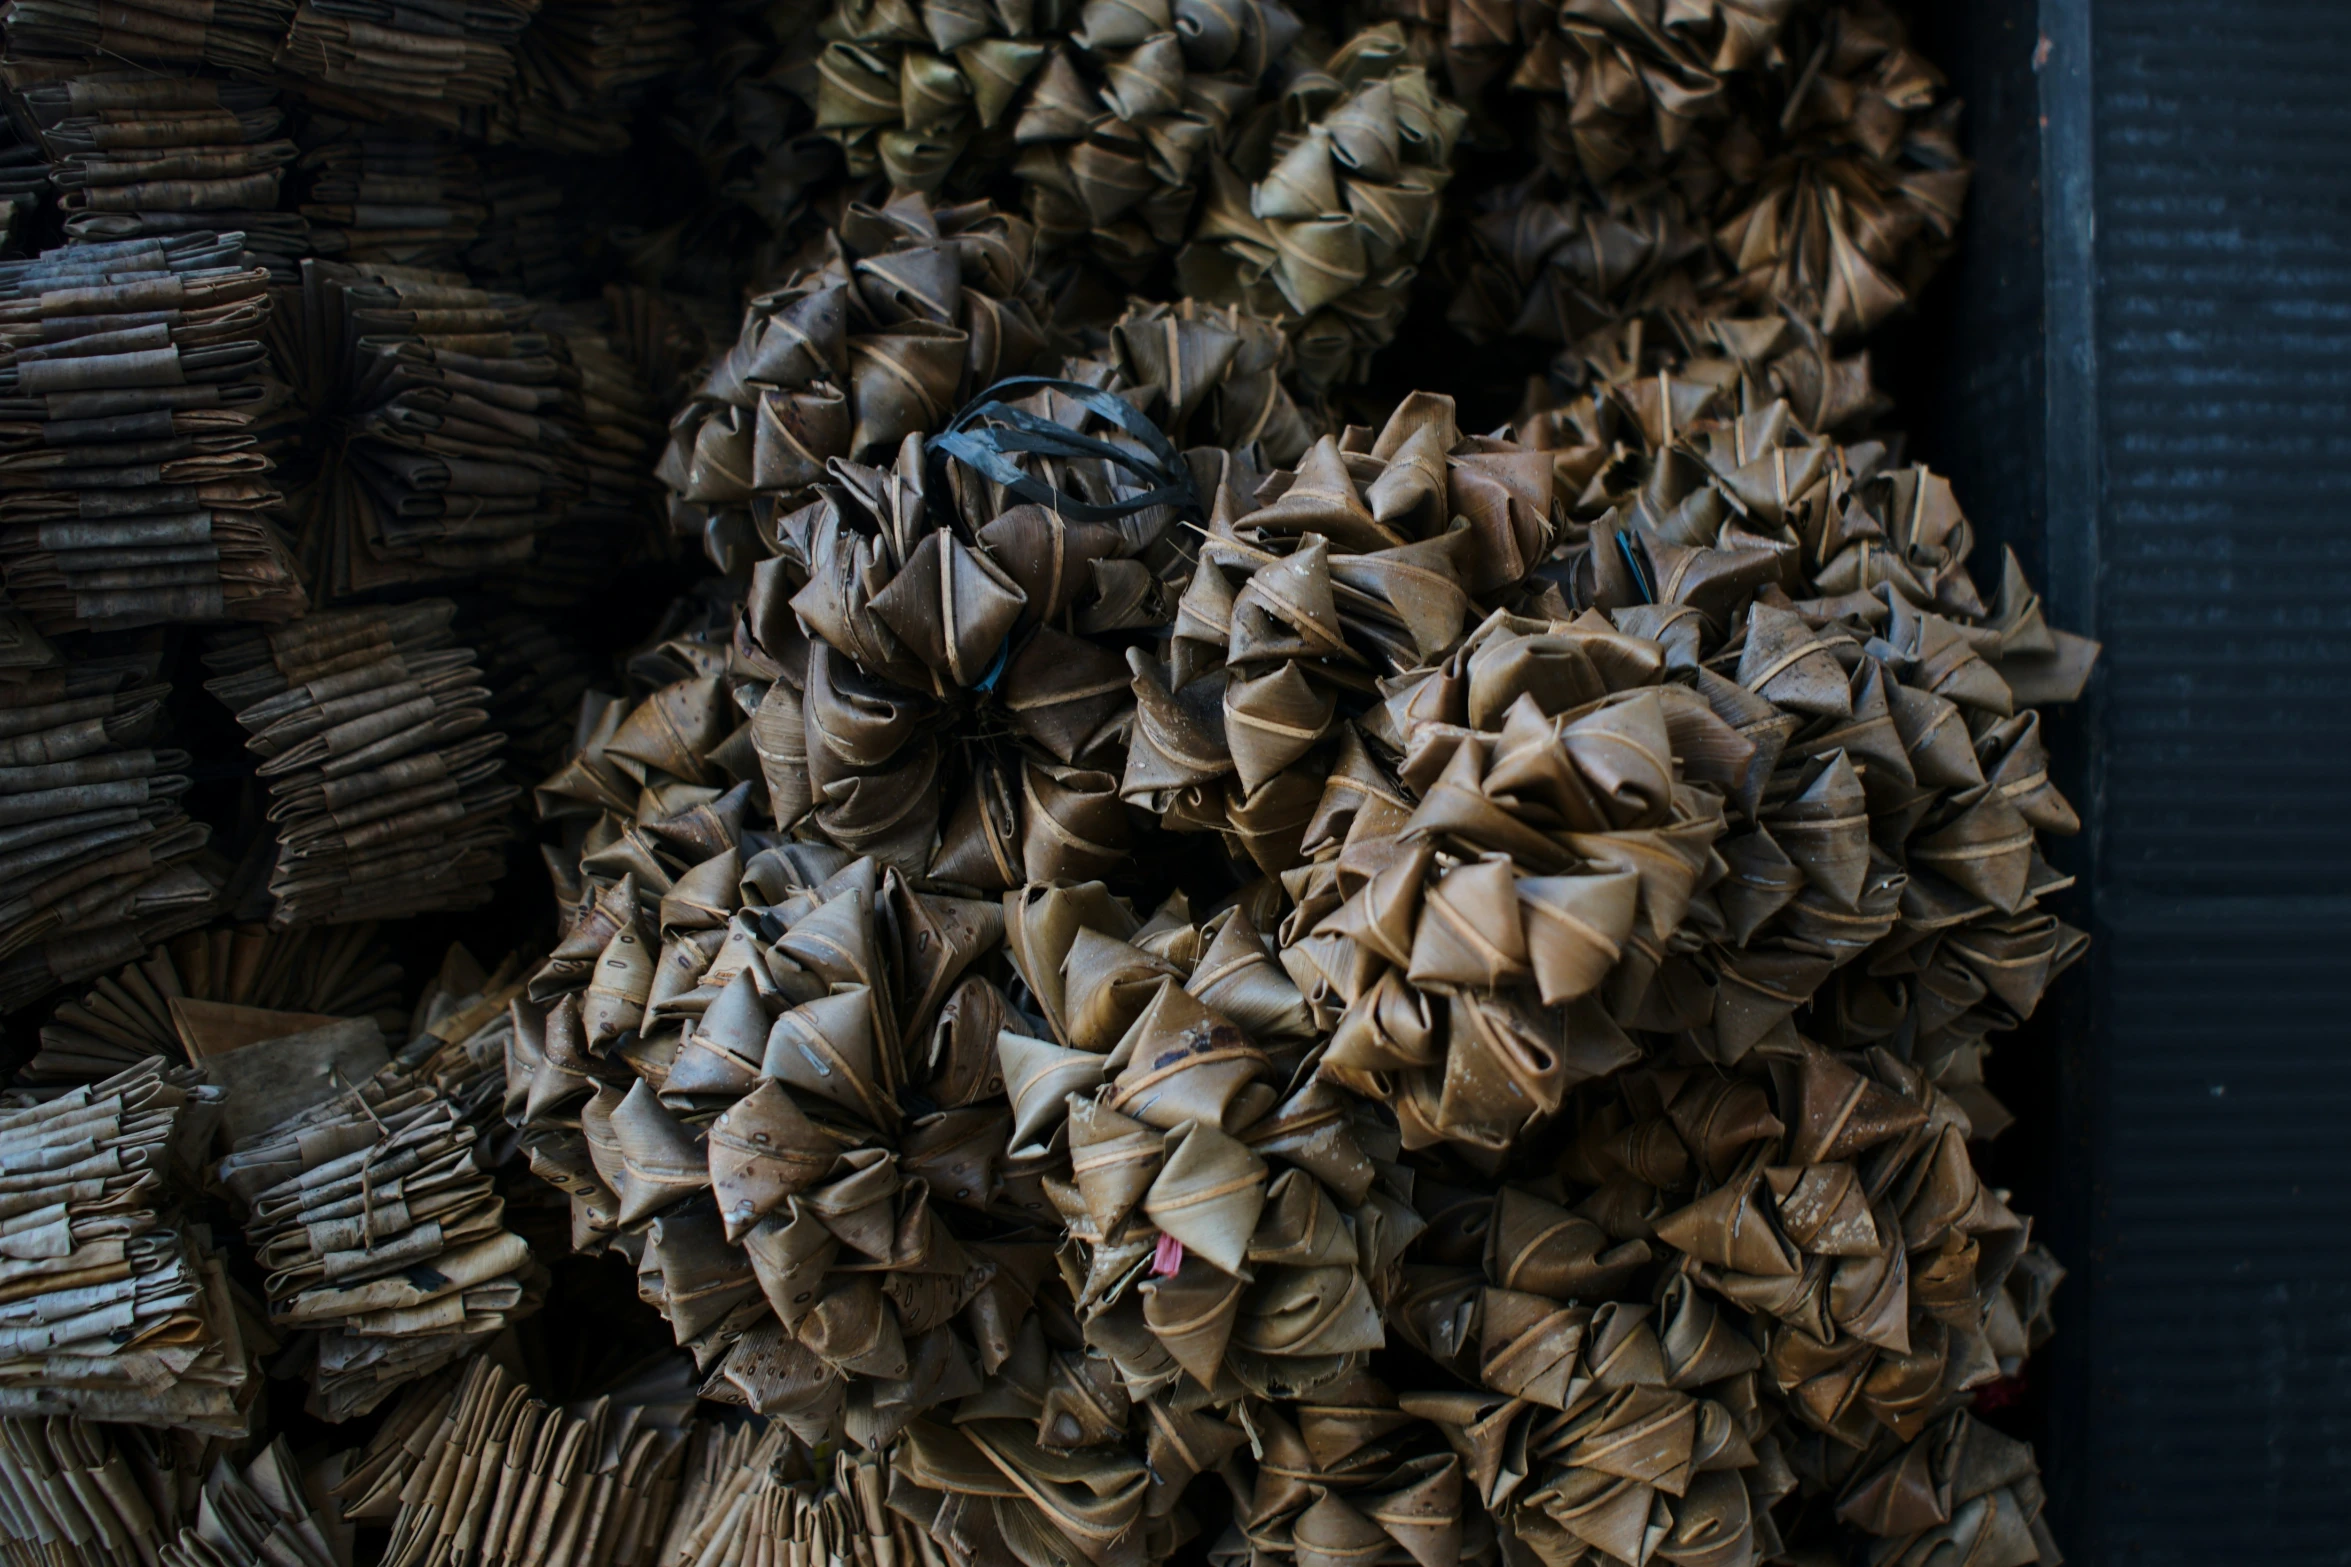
291;123;487;273
1176;26;1470;387
475;0;699;155
1136;390;1559;898
0;638;217;997
1497;0;1800;192
1450;0;1966;344
215;957;541;1422
802;0;1034;197
891;1412;1184;1567
0;1060;256;1436
1705;1;1972;340
1161;1377;1496;1567
16;919;403;1090
1405;1038;2066;1567
1520;306;1893;442
9;70;308;281
998;0;1308;280
524;606;814;982
277;0;538;112
804;0;1309;278
1382;1167;1782;1563
0;233;306;636
1276;624;1730;1154
991;881;1402;1410
270;260;646;598
1107;296;1314;466
525;604;749;936
625;0;834;303
0;0;295;77
778;375;1211;873
656;190;1048;567
664;373;1201;883
1816;1407;2059;1567
327;1349;698;1561
1505;316;2092;1092
800;0;1039;195
1443;174;1713;355
504;804;1046;1449
0;1422;343;1567
1157;346;2083;1567
203;599;517;926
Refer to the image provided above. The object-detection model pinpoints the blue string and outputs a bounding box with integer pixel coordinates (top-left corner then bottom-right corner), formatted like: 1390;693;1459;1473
927;375;1203;526
1616;530;1655;603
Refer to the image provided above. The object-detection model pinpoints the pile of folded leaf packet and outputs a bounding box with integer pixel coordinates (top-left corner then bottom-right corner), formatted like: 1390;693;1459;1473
204;599;516;925
0;634;216;1004
0;5;2090;1567
10;68;309;278
0;230;306;634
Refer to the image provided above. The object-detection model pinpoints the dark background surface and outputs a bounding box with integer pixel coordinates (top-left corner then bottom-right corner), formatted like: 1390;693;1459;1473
1893;0;2351;1558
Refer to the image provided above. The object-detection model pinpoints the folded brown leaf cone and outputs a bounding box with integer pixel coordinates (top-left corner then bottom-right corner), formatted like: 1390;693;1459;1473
959;0;1309;280
660;193;1049;556
1141;1117;1266;1276
1437;1044;2051;1468
1482;320;2092;1065
510;775;1055;1418
1437;0;1961;346
1174;31;1470;387
1112;298;1315;466
465;42;2088;1558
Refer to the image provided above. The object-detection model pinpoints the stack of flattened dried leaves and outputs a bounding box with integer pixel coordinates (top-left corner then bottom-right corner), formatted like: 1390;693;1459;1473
204;600;515;926
0;1421;342;1567
266;256;668;599
10;69;309;280
215;956;539;1421
0;639;216;1009
271;262;555;593
0;1060;253;1436
327;1349;698;1564
0;233;306;636
488;296;674;607
488;0;700;154
16;920;401;1089
0;0;294;77
276;0;538;117
291;124;485;273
